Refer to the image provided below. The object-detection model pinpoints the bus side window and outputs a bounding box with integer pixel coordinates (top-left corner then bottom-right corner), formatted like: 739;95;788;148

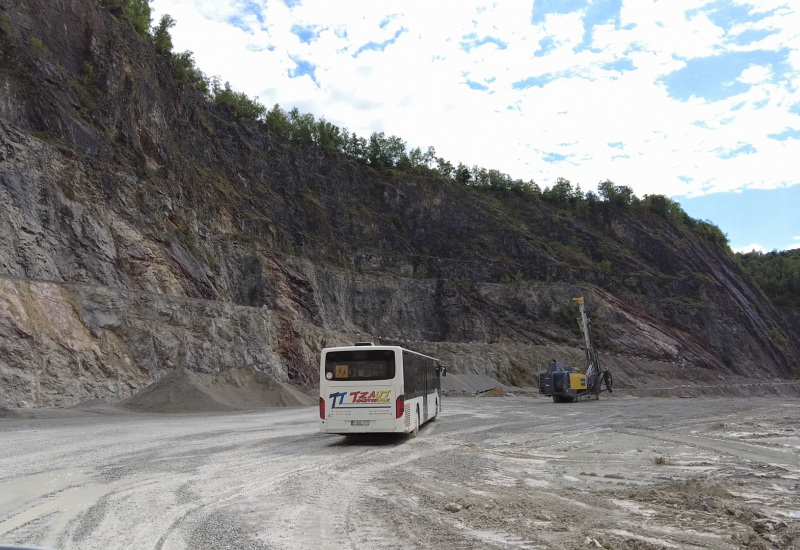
404;351;422;399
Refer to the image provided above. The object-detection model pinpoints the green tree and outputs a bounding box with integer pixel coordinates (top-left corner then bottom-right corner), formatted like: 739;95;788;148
422;146;437;168
543;177;573;203
436;157;454;179
386;136;408;167
643;194;685;224
471;166;489;187
264;104;291;138
455;162;471;185
343;132;368;162
406;147;424;169
366;132;406;168
313;117;343;153
739;249;800;307
288;107;316;143
172;51;209;93
211;79;266;121
598;180;635;207
692;220;729;247
348;132;367;161
151;13;174;55
367;132;388;166
97;0;152;37
488;169;511;190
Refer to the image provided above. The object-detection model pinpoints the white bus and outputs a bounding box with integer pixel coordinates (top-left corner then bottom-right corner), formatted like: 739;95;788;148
319;343;446;436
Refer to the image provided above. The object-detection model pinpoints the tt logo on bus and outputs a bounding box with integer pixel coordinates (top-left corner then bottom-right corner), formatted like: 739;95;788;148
329;391;391;407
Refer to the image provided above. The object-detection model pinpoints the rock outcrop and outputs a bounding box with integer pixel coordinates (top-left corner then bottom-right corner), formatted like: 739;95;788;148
0;0;798;408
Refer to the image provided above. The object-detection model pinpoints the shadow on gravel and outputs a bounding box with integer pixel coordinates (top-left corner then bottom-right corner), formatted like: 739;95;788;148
327;433;409;447
0;407;19;419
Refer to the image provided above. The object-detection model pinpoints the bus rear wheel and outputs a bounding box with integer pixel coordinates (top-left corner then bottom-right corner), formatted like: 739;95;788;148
409;409;420;438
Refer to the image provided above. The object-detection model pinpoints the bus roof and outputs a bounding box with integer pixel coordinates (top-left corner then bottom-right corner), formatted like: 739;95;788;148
321;345;439;361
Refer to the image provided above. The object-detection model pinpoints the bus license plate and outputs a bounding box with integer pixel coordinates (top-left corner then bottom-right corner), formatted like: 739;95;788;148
351;420;370;426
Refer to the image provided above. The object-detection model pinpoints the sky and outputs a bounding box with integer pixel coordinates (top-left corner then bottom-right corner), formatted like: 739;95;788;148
149;0;800;253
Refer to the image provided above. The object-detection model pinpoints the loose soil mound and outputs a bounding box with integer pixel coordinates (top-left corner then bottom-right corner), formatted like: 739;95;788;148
441;373;515;395
123;368;315;413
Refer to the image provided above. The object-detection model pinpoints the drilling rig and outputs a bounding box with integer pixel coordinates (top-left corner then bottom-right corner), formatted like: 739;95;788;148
538;297;613;402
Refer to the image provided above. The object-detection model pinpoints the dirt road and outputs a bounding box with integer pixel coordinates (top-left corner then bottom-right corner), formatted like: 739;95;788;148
1;395;798;549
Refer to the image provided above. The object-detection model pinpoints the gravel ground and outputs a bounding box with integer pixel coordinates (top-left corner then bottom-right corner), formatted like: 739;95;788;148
1;394;799;549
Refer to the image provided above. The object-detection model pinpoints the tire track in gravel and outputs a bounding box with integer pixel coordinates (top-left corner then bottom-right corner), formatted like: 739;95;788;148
616;428;800;470
144;434;343;549
259;436;442;550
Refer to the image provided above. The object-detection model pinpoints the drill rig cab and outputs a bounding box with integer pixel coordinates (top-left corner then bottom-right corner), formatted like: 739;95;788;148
538;297;613;402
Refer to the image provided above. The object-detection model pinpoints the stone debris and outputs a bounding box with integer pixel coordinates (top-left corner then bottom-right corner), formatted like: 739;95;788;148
122;367;315;413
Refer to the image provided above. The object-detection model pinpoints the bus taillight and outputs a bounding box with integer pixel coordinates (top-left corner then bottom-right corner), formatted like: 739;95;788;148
396;394;405;419
319;397;325;419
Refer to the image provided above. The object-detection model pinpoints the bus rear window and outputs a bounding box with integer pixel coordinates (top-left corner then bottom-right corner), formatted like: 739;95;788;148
324;350;395;381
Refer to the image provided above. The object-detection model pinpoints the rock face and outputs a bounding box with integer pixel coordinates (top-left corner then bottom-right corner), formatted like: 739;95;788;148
1;0;798;408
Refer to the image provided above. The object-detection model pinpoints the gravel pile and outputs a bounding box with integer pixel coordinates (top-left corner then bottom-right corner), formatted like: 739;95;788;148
122;368;315;413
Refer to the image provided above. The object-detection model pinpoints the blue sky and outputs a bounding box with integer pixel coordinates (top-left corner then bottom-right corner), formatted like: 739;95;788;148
150;0;800;252
677;185;800;252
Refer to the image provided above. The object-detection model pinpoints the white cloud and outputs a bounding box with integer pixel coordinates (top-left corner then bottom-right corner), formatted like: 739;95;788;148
733;243;767;253
738;65;772;84
149;0;800;200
